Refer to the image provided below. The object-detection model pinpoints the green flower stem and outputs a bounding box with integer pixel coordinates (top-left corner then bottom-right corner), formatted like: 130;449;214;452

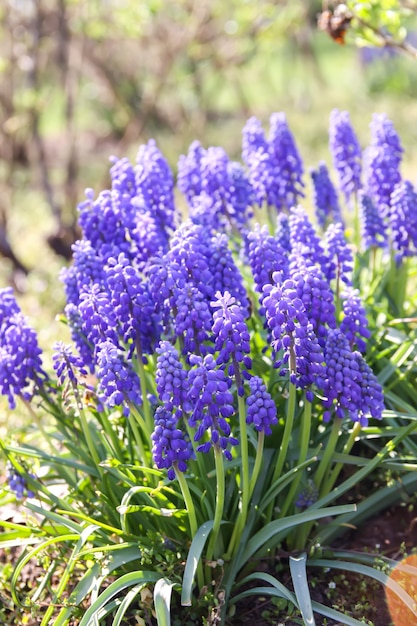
271;381;297;488
314;417;341;497
78;406;102;471
280;395;312;518
205;445;225;563
175;464;204;590
226;371;249;559
249;431;265;499
96;408;124;459
324;421;362;497
135;339;153;435
128;404;150;465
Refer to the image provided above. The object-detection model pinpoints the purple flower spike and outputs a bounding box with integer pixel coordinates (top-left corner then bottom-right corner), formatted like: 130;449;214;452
187;354;238;460
323;328;384;425
177;140;204;204
390;180;417;263
246;376;278;435
211;292;252;385
359;192;387;250
151;404;194;480
172;283;213;356
340;288;371;353
52;342;88;386
364;113;403;220
135;139;178;233
323;223;353;287
288;250;336;343
0;296;46;409
96;340;141;416
6;463;36;500
242;116;278;208
156;341;191;411
268;112;304;210
206;234;249;314
310;161;343;228
247;224;290;294
289;206;326;268
105;253;158;354
329;109;362;202
262;279;325;395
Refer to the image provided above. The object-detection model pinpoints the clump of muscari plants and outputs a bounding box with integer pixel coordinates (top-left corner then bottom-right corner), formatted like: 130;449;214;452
1;110;417;626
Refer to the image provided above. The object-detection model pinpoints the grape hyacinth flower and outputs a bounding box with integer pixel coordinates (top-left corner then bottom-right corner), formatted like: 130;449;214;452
329;109;362;202
155;341;191;411
275;213;291;253
323;328;384;425
0;287;20;325
135;139;178;233
96;340;142;416
323;222;353;288
288;250;336;343
52;341;89;386
0;309;46;409
268;112;304;210
109;155;137;198
340;288;371;353
78;284;119;350
242;116;278;208
224;161;254;230
64;303;95;373
177;140;204;204
310;161;343;228
389;180;417;263
364;113;403;220
211;292;252;390
295;479;319;510
359;192;387;250
172;283;213;357
289;205;326;269
6;463;35;500
151;405;194;480
187;354;238;460
205;234;249;314
77;189;134;262
105;253;158;355
246;376;278;435
189;192;224;232
247;223;290;295
262;279;325;400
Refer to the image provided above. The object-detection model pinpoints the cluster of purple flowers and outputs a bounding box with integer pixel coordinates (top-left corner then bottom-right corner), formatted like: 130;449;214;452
0;288;46;409
1;109;396;486
242;114;304;212
6;463;35;499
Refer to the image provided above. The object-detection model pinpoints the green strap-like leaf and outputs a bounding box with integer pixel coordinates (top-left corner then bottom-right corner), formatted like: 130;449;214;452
181;520;214;606
289;554;316;626
78;571;161;626
240;504;356;564
154;578;176;626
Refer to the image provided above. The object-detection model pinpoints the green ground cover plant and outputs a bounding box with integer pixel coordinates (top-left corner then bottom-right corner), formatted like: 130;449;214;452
1;109;417;625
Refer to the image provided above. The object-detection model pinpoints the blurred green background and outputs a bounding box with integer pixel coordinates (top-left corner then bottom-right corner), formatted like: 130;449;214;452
1;0;417;329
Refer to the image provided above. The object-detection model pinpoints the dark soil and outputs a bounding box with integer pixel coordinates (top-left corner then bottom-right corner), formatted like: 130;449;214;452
1;504;416;625
234;503;417;625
